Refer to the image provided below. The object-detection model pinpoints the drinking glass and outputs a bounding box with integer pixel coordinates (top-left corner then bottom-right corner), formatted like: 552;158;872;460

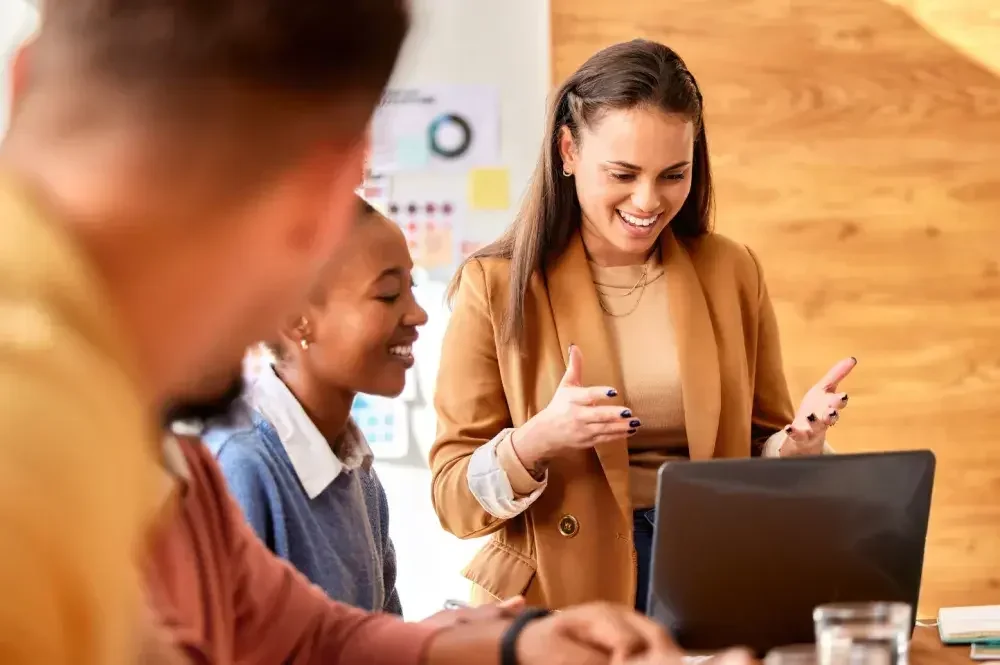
765;644;818;665
814;602;912;665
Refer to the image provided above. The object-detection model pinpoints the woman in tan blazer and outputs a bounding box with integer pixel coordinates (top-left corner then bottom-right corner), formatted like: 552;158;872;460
429;39;856;612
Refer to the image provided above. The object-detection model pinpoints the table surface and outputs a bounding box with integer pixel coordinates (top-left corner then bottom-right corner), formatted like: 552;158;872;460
911;627;970;665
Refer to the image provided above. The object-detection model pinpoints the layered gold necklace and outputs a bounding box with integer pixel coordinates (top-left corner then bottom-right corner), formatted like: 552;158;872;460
595;264;650;317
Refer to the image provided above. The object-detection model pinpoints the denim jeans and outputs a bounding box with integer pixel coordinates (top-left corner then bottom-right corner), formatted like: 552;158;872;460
633;508;656;613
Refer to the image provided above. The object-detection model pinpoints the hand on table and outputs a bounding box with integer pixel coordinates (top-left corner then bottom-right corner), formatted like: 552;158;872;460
626;648;758;665
422;600;757;665
518;602;754;665
780;357;857;457
420;596;526;629
512;345;636;470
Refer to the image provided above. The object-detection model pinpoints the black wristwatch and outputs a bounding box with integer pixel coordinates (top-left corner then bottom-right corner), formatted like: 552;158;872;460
499;607;552;665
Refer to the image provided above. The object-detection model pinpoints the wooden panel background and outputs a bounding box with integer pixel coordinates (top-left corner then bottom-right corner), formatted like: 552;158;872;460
552;0;1000;616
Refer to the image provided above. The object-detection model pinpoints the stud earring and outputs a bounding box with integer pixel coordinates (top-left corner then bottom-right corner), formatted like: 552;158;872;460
299;338;309;351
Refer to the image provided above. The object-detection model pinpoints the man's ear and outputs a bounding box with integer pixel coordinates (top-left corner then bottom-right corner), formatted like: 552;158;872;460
10;40;34;109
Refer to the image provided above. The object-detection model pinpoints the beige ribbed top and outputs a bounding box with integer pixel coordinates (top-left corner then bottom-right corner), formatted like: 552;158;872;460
589;253;688;509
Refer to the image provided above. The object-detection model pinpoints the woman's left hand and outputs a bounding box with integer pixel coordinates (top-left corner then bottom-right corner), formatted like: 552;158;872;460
780;357;857;457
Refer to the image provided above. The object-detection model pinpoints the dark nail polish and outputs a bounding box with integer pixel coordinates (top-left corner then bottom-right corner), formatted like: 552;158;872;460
850;356;857;364
784;425;793;434
620;409;632;418
607;389;618;397
627;428;637;435
807;413;818;423
829;410;838;418
842;394;849;404
629;419;641;428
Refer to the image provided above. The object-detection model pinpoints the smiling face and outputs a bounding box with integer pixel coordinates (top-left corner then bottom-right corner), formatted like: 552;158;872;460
560;106;695;266
295;212;428;397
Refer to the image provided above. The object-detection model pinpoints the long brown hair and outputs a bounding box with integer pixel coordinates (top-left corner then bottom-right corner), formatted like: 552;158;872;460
449;39;713;345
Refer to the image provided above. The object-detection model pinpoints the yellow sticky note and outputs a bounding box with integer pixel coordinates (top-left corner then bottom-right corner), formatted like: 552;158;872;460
468;167;510;211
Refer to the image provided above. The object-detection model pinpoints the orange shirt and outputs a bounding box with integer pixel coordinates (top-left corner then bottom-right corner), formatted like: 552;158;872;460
145;435;438;664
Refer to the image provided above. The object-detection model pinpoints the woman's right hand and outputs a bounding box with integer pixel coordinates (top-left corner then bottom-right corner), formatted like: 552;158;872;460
512;345;640;469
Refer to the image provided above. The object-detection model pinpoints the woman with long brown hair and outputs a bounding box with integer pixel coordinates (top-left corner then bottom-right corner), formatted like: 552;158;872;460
429;39;856;611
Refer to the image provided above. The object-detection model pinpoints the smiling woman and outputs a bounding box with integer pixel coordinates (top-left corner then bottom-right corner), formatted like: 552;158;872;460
429;39;854;612
202;196;428;615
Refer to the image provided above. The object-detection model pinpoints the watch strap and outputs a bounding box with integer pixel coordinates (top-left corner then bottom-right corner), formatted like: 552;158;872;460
499;607;552;665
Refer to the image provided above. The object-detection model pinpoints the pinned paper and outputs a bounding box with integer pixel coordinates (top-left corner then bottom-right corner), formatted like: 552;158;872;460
395;136;429;170
417;221;454;270
351;393;408;459
468;167;510;211
459;239;485;258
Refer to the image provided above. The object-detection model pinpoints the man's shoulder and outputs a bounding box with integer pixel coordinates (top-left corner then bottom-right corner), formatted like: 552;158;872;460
0;293;147;437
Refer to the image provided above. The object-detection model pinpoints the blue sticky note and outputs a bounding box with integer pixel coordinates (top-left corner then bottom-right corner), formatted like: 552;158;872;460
395;135;429;170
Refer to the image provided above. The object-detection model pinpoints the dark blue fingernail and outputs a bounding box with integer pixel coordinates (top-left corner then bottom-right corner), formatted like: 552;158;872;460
842;394;849;404
627;428;637;435
607;389;618;397
620;409;632;418
784;425;793;434
630;419;641;428
807;413;818;423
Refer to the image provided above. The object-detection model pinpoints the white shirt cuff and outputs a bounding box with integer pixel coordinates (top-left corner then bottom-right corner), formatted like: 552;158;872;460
466;429;548;520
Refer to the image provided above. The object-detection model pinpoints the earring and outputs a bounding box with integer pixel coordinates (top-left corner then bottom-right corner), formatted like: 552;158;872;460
296;317;311;351
562;168;573;177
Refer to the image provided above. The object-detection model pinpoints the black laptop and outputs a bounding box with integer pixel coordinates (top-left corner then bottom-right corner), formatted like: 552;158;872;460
646;451;935;655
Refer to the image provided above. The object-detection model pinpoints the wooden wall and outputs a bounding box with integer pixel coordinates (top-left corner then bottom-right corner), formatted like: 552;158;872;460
551;0;1000;616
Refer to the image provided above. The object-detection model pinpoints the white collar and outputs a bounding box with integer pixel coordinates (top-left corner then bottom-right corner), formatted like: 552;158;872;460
250;366;373;499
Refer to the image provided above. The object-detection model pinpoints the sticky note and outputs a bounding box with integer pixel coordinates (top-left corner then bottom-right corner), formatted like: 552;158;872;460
468;167;510;210
395;135;429;170
418;223;454;269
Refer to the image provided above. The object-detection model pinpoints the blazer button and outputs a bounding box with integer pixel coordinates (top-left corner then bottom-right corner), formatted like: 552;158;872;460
558;514;579;538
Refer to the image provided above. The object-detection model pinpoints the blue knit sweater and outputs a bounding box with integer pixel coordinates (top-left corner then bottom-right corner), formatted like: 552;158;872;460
203;412;402;615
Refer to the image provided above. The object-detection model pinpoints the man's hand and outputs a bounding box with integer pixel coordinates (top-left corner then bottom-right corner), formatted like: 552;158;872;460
625;647;758;665
421;596;526;630
421;600;759;665
517;602;680;664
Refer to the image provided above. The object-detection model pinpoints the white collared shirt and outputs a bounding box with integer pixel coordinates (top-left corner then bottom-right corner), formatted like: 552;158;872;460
249;367;373;499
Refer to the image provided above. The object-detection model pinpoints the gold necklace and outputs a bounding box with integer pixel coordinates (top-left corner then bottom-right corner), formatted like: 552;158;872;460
597;265;650;318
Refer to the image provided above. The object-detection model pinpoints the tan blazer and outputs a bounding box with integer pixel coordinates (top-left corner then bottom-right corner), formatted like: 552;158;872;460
429;230;796;609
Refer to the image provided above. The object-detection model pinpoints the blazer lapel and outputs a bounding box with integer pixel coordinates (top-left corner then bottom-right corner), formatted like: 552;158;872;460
661;232;721;460
545;234;632;519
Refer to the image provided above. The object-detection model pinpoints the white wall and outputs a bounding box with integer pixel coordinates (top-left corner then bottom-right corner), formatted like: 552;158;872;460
0;0;38;137
374;0;551;619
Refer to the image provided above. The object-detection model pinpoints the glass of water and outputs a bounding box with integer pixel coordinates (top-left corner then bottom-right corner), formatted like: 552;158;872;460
814;602;912;665
765;644;817;665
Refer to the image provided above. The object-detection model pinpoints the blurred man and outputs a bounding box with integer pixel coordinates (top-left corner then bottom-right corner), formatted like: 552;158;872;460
1;0;401;662
0;1;754;665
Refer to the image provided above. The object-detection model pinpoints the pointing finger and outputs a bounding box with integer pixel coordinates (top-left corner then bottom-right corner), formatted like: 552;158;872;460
815;357;858;392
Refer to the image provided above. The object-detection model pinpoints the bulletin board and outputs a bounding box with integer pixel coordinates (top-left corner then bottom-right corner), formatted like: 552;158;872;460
352;0;552;463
